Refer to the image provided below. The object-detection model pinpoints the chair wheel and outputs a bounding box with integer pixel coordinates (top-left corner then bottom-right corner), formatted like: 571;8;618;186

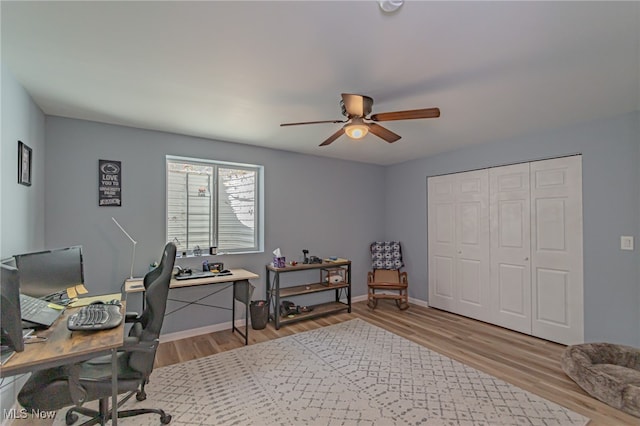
65;411;78;425
136;390;147;401
161;413;172;424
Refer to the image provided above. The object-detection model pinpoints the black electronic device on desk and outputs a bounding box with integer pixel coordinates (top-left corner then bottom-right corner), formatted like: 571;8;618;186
67;302;123;331
2;263;24;364
174;266;232;281
14;245;84;300
19;294;65;328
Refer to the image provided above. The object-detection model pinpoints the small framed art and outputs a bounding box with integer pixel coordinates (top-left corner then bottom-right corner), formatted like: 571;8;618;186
18;141;32;186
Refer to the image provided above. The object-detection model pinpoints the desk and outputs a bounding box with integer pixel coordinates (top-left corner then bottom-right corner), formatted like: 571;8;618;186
125;268;259;345
1;304;125;425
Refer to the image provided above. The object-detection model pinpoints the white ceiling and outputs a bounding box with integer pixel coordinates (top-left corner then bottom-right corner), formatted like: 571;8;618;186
2;1;639;165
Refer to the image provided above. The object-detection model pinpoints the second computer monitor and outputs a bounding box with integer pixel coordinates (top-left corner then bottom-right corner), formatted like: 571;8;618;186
1;263;25;352
14;246;84;299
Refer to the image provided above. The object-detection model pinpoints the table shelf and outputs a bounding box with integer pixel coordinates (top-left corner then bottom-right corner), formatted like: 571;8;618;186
276;301;350;325
279;282;349;298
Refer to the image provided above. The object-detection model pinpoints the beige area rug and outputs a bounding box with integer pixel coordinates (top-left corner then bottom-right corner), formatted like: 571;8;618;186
55;319;588;425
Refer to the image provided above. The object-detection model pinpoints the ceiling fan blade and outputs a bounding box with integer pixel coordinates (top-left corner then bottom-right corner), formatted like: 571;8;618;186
341;93;369;117
368;123;401;143
319;128;345;146
280;119;346;127
370;107;440;122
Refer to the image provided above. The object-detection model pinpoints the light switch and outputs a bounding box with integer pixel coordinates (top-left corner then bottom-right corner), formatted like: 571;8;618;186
620;236;634;251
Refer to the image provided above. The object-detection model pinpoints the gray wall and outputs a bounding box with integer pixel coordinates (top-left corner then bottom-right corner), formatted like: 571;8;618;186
385;111;640;346
44;117;385;334
1;64;46;257
0;64;46;423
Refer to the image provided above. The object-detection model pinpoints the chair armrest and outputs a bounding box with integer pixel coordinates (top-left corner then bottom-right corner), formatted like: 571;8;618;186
120;337;159;354
125;312;140;322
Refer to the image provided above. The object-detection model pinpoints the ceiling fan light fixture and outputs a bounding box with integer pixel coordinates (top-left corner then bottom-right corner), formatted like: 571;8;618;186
378;0;404;13
344;119;369;140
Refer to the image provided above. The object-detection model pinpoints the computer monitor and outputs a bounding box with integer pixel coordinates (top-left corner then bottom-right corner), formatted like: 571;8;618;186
14;246;84;299
1;263;25;352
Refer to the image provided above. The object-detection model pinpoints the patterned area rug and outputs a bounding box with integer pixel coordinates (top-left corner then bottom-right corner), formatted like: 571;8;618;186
55;319;588;425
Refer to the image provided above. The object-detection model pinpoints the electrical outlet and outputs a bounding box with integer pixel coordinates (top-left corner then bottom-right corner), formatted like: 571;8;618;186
620;236;634;251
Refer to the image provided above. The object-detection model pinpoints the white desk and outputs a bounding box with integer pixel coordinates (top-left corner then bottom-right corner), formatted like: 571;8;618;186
125;269;259;345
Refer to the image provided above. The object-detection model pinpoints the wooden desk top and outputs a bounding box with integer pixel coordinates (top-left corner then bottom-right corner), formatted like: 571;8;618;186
124;268;259;293
1;303;125;378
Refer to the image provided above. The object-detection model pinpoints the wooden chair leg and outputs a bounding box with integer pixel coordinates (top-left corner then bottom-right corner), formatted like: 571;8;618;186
396;289;409;310
367;288;377;309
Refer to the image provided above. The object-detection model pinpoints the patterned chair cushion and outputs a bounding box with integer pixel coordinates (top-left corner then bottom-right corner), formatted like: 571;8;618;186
370;241;404;270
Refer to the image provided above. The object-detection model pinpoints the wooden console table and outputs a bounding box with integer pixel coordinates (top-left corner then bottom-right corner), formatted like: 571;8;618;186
266;260;351;329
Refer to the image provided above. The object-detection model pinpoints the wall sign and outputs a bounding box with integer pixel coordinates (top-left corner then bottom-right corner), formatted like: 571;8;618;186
98;159;121;206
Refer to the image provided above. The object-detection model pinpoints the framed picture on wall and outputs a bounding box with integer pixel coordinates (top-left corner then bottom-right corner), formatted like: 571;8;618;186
18;141;32;186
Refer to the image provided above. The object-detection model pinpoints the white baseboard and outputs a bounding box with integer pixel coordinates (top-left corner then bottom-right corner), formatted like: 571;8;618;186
159;295;430;343
160;319;247;343
409;297;429;308
352;294;368;303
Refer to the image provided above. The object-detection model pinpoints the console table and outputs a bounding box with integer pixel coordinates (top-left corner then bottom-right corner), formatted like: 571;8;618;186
266;260;351;329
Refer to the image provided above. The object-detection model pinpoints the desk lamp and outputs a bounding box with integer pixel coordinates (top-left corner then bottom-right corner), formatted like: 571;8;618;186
112;217;137;280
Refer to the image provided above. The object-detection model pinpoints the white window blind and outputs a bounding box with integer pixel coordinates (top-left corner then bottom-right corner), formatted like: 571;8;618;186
166;157;262;254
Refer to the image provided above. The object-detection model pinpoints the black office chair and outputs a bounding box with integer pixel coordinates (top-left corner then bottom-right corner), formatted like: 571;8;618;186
18;242;176;426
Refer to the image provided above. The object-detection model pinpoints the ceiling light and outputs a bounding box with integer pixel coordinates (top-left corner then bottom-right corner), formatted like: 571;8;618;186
344;118;369;140
378;0;404;13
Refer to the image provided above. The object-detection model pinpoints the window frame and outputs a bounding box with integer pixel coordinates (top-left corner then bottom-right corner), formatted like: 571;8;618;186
166;155;264;255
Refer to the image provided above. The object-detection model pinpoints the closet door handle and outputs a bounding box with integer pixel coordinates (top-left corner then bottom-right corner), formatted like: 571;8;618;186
524;257;529;261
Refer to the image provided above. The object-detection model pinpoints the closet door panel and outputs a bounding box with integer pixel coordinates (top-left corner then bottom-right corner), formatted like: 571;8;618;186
489;163;532;334
428;175;457;312
535;268;569;325
433;255;454;300
459;258;482;304
530;156;583;344
455;170;491;322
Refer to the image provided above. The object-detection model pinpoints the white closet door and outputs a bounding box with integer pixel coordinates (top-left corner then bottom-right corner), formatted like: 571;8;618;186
428;174;457;312
489;163;532;334
455;170;491;322
530;156;584;345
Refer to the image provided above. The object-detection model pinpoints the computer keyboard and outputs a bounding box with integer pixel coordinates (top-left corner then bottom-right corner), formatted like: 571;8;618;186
67;304;123;331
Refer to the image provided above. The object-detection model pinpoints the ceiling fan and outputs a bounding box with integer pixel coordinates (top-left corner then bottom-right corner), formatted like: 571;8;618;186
280;93;440;146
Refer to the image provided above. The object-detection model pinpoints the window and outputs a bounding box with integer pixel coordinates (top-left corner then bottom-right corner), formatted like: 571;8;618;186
166;156;263;255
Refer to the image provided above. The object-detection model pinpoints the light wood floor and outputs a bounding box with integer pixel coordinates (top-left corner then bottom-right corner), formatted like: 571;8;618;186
12;301;637;425
156;300;638;426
